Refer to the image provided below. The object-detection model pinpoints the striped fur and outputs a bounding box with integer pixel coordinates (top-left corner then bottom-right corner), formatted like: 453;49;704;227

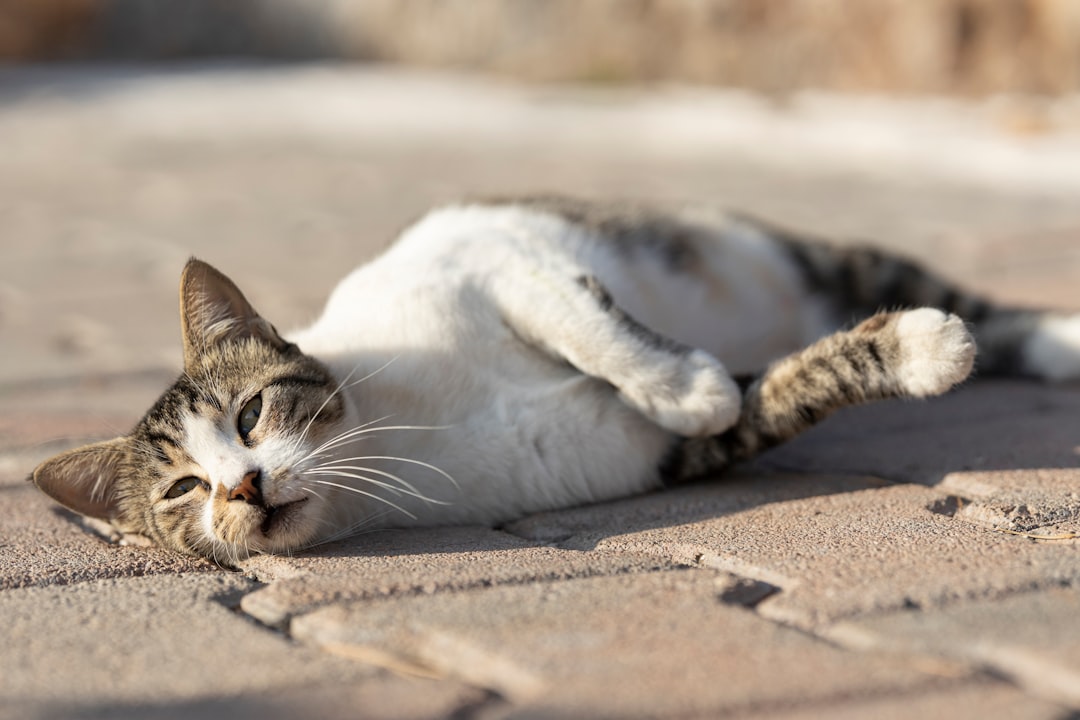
759;217;1048;378
662;309;974;482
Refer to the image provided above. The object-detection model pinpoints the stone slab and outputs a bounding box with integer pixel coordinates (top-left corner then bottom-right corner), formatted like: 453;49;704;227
290;569;963;718
239;525;684;627
0;572;481;720
831;586;1080;710
506;474;1080;629
0;480;212;590
748;680;1068;720
0;368;182;490
756;381;1080;487
3;65;1080;720
755;381;1080;535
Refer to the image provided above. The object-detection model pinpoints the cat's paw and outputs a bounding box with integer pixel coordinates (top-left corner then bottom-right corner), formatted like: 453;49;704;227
894;308;976;397
1023;313;1080;382
618;349;741;437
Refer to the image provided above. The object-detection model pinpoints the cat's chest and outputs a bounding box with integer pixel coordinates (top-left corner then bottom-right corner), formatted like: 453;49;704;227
315;329;673;527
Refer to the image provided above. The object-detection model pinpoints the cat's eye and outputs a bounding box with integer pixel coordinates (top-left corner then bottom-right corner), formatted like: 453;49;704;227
238;394;263;440
164;476;204;499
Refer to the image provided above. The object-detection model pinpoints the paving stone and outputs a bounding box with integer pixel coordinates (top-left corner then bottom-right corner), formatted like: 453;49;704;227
239;525;684;626
755;381;1080;535
757;381;1080;486
747;679;1069;720
506;474;1080;629
0;373;222;587
830;586;1080;709
5;65;1080;718
290;569;963;718
0;369;180;487
0;478;213;590
0;573;481;720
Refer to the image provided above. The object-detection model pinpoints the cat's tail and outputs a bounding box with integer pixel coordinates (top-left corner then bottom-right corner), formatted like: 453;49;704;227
756;217;1080;383
662;307;975;483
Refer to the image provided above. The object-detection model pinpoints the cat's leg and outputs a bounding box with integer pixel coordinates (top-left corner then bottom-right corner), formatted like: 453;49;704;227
766;222;1080;382
493;270;742;437
663;307;976;482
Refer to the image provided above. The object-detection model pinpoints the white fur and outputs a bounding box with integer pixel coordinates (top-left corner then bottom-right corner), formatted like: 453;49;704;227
1023;314;1080;382
283;204;831;534
184;404;323;550
615;348;741;437
600;210;834;373
893;308;976;397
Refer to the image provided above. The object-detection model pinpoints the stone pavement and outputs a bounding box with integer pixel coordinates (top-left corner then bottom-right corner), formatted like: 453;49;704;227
2;65;1080;719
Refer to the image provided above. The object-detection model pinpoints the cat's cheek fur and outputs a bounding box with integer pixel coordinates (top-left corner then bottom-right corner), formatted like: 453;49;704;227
181;413;326;554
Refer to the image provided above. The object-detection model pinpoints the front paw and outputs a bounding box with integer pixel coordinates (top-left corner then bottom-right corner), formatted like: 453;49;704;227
618;349;741;437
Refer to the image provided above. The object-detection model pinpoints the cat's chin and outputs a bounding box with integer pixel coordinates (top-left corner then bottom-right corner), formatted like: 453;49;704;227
205;496;324;560
250;501;324;555
259;497;311;540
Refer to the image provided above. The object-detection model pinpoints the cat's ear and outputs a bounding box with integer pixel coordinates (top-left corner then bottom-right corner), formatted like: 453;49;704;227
31;437;130;522
179;258;288;370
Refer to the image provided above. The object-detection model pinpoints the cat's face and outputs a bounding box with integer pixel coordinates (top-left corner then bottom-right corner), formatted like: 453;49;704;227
32;260;348;564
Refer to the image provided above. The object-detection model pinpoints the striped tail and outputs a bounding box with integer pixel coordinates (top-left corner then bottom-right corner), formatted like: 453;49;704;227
662;307;975;483
755;216;1080;382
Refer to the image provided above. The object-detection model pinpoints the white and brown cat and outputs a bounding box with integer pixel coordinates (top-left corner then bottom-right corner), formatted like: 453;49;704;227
31;197;1080;564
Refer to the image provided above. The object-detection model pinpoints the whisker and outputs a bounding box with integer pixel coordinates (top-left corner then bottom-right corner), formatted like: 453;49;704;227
294;355;402;456
292;360;367;456
301;423;454;467
298;486;328;503
301;509;394;549
300;414;396;461
304;464;429;500
316;455;458;490
343;354;400;390
304;468;450;506
306;469;405;498
305;479;417;520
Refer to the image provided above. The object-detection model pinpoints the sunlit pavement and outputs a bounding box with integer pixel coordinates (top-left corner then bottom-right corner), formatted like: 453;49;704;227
2;65;1079;719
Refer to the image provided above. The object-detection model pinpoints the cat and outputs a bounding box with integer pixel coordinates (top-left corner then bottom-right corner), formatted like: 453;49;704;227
31;196;1080;565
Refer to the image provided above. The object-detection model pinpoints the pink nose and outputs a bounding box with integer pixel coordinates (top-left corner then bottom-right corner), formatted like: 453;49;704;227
228;471;262;505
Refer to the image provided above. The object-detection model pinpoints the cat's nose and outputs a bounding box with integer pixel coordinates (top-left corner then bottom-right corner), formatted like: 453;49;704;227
228;470;263;505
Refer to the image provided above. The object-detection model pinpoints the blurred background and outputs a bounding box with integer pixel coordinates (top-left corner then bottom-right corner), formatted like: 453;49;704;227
1;0;1079;391
4;0;1080;95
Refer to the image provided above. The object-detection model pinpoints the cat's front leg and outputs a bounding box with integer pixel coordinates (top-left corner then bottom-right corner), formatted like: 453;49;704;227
493;269;741;437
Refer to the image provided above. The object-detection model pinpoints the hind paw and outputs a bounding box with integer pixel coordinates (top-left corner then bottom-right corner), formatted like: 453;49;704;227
894;308;976;397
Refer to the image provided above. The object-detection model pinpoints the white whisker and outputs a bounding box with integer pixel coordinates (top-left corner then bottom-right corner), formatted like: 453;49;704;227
304;468;450;506
304;463;428;500
344;354;400;390
300;414;396;461
294;355;402;456
298;486;328;503
301;509;394;549
305;478;417;520
317;454;459;490
291;360;366;455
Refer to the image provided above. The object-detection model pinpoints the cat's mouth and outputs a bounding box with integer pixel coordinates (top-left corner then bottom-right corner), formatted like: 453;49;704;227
260;497;309;536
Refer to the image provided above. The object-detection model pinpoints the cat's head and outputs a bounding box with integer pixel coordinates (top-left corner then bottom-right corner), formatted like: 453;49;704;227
32;259;348;564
